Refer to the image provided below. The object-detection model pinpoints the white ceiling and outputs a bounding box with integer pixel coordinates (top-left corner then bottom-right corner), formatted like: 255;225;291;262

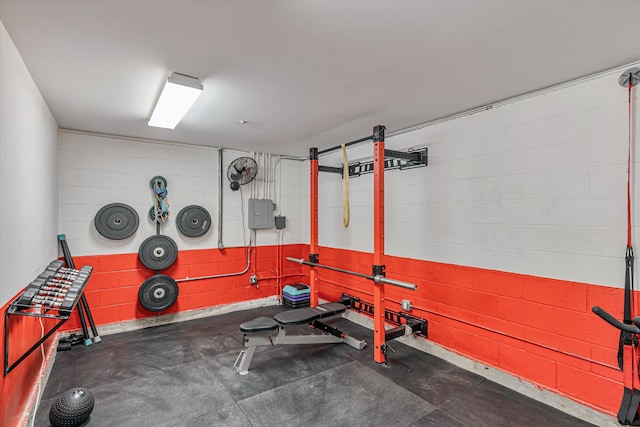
1;0;639;156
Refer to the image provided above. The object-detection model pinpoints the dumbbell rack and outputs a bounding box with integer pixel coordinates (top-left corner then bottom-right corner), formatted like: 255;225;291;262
3;259;92;376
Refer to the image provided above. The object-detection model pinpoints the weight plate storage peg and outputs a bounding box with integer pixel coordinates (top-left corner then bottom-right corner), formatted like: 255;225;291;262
94;203;139;240
138;235;178;270
138;274;179;311
176;205;212;238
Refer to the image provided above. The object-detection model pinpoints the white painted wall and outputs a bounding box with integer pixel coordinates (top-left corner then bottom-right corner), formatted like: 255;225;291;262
317;63;640;289
0;21;59;304
58;132;306;256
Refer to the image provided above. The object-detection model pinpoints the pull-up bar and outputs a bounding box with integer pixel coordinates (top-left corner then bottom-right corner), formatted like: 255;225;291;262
286;257;417;291
316;135;373;156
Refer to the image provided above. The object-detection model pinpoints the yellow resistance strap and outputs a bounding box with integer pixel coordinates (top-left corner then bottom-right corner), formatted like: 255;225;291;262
342;144;350;228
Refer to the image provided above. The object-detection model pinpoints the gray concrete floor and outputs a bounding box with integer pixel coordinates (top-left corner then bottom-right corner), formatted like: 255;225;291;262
36;305;595;426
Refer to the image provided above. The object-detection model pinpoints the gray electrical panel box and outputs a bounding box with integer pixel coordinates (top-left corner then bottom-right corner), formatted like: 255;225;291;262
248;199;274;229
274;216;286;229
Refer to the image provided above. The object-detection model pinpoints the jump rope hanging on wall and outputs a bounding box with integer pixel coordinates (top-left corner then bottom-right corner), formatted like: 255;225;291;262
149;176;170;223
592;66;640;426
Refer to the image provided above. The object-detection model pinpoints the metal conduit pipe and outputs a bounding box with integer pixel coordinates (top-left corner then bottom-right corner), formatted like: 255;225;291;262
175;241;252;282
218;147;224;250
272;155;307;214
179;152;311;284
385;62;639;140
176;147;254;283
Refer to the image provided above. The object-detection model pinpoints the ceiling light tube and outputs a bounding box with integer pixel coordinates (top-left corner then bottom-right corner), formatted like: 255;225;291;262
148;72;203;129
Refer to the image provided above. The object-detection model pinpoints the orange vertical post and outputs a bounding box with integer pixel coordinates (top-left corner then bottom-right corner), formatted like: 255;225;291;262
372;125;386;363
309;147;319;307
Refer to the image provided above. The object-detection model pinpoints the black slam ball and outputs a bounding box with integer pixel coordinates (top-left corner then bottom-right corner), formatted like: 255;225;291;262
49;387;95;427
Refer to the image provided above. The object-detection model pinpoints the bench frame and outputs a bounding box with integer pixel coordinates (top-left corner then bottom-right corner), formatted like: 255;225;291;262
234;305;366;375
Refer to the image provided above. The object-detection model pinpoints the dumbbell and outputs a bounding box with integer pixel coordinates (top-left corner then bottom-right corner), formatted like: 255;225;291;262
16;279;47;308
58;294;79;315
39;285;68;293
37;289;68;298
44;281;72;291
48;277;74;286
45;260;64;273
37;272;54;282
40;284;71;292
32;297;74;312
42;260;64;280
53;273;78;281
57;267;89;279
32;295;65;306
51;273;87;284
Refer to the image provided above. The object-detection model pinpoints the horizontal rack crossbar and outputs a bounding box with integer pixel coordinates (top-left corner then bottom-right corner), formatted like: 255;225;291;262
318;148;427;177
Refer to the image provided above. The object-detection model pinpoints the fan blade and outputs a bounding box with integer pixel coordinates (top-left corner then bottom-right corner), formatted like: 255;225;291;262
235;160;247;173
239;167;257;184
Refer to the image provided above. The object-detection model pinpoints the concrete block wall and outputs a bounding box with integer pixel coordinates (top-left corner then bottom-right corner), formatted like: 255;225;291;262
57;132;308;328
62;244;307;331
311;63;640;416
58;132;307;256
0;21;60;427
314;246;623;415
318;63;639;288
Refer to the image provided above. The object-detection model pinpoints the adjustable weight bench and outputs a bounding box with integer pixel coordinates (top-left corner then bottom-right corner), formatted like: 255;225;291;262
234;302;366;375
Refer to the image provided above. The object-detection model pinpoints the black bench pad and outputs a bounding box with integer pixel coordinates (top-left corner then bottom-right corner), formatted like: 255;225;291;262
274;302;346;326
240;317;279;333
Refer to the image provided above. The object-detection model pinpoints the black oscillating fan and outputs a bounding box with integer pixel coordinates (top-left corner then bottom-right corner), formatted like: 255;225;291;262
227;157;258;191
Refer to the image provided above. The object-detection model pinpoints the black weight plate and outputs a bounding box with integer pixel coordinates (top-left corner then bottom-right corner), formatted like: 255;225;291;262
149;175;167;189
138;274;178;312
176;205;212;238
94;203;139;240
150;205;169;223
138;235;178;270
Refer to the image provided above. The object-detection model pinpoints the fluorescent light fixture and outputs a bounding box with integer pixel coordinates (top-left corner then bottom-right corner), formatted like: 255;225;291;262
148;72;203;129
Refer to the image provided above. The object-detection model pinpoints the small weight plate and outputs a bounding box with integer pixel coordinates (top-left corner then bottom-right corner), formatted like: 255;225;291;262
138;235;178;271
138;274;178;312
176;205;212;238
149;175;167;189
94;203;139;240
149;205;169;223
